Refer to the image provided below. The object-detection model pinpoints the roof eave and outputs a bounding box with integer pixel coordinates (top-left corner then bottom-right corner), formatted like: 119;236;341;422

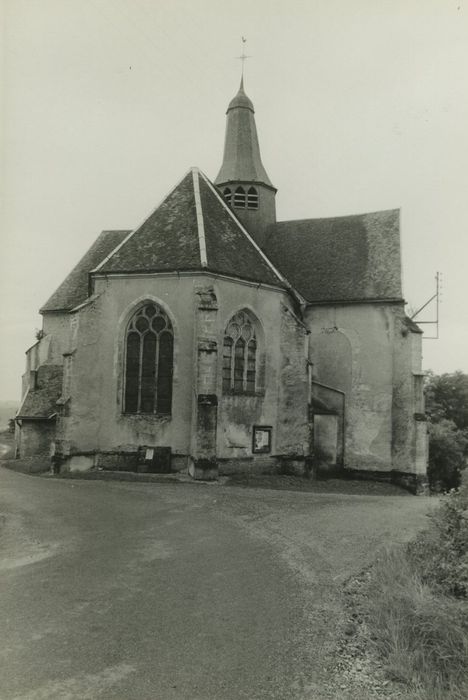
92;267;288;292
304;297;405;306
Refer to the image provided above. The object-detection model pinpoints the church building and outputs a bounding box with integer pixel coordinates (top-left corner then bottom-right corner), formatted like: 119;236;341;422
15;77;428;491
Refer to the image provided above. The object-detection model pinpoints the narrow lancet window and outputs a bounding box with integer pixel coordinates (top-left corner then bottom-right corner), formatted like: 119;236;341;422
124;303;174;414
223;187;232;205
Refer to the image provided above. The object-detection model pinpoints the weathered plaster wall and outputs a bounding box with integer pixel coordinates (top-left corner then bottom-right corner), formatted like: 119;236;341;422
276;304;309;458
307;302;427;479
56;272;309;475
215;279;308;471
229;185;277;247
306;303;398;472
21;324;68;399
391;313;427;477
314;414;339;464
17;421;55;459
57;275;197;460
41;313;71;361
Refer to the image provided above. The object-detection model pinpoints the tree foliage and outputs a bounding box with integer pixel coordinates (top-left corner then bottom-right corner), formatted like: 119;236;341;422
425;371;468;491
425;370;468;431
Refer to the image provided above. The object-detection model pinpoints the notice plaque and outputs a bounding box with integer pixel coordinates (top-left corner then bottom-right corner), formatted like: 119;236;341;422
252;426;272;454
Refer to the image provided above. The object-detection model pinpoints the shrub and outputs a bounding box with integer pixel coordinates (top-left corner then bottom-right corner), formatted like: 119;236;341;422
428;419;467;491
408;486;468;598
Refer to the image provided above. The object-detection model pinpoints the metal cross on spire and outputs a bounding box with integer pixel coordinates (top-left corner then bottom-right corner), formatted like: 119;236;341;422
236;36;251;80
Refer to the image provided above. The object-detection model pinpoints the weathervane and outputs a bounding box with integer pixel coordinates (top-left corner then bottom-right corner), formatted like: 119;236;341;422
236;36;251;79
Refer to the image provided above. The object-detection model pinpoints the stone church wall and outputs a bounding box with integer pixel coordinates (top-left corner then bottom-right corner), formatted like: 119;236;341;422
214;279;309;475
16;421;55;460
42;313;71;362
306;302;399;473
53;272;310;475
57;275;198;466
391;311;428;489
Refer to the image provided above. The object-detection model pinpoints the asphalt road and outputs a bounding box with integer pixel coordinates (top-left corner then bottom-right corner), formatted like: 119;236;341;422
0;466;434;700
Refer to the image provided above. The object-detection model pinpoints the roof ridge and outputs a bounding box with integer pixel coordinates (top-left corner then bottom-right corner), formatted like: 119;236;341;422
191;168;207;267
91;168;196;274
276;208;400;227
197;169;304;303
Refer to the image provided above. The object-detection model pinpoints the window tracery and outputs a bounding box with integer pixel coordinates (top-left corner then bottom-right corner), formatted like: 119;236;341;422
124;303;173;414
222;311;257;394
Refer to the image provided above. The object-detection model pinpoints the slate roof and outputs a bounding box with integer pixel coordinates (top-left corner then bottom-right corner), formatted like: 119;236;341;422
97;169;285;288
39;172;402;314
264;209;402;304
17;365;63;420
40;230;129;313
215;79;275;189
198;172;283;286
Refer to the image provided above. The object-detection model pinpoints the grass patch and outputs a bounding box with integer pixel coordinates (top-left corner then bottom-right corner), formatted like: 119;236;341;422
364;488;468;699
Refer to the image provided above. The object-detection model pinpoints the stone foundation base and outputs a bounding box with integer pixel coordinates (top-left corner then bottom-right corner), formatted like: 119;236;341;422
344;468;429;495
218;455;311;477
55;450;189;475
189;458;218;481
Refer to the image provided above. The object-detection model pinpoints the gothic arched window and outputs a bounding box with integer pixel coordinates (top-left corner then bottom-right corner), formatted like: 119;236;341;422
233;186;246;208
247;187;258;209
223;187;232;205
124;303;174;414
222;311;258;394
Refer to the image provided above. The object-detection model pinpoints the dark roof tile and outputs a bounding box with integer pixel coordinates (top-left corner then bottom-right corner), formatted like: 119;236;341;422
17;365;63;419
40;230;129;313
99;173;201;274
198;174;283;286
264;210;402;303
98;169;285;288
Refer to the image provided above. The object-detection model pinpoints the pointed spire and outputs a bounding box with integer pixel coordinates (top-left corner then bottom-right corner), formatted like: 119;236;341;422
226;77;254;114
215;80;274;188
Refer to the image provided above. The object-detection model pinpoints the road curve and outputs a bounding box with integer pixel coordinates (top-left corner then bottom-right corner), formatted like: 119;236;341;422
0;467;434;699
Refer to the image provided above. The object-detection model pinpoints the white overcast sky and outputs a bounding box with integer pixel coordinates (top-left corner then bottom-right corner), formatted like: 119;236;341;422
2;0;468;402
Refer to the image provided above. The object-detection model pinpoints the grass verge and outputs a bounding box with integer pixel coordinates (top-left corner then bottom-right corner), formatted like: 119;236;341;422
364;487;468;699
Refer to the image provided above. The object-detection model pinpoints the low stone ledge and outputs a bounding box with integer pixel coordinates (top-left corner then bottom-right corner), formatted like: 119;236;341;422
343;467;429;495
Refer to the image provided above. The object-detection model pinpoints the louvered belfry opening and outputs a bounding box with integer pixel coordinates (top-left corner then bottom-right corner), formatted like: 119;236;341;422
124;303;174;414
214;79;277;245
